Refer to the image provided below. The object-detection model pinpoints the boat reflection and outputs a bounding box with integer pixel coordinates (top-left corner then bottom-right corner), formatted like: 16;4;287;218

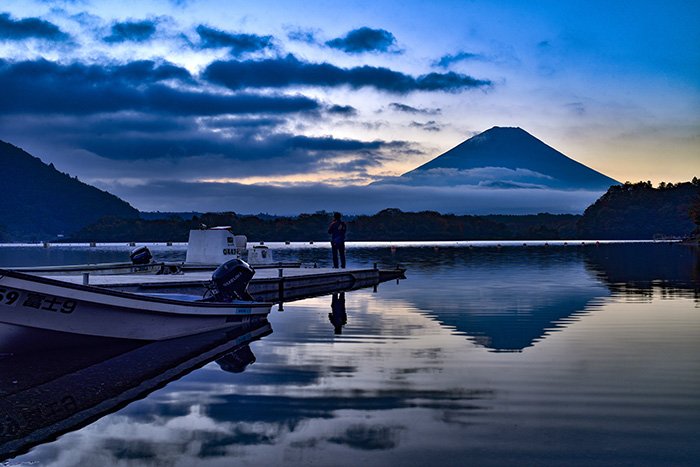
0;319;272;461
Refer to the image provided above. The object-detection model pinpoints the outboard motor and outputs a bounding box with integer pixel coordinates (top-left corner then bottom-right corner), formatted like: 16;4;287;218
130;246;153;265
211;259;255;301
216;345;256;373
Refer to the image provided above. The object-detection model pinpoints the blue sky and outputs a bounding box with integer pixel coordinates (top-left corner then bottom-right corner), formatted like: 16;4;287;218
0;0;698;213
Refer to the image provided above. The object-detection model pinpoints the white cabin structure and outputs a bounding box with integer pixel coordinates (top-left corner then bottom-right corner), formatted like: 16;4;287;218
185;227;247;265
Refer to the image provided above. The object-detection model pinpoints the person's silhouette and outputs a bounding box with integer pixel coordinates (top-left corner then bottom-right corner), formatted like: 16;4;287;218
328;212;347;268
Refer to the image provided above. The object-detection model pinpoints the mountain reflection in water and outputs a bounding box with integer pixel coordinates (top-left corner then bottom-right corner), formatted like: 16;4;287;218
321;243;699;352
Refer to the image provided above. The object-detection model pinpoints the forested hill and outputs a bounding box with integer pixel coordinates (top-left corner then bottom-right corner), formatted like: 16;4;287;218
0;140;139;241
67;180;700;242
577;180;700;239
67;210;582;242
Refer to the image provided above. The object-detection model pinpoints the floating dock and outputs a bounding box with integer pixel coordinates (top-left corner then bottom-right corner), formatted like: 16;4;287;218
17;228;406;303
35;266;406;303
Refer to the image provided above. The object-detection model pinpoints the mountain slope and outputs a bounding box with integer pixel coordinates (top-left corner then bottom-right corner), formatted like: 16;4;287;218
0;140;139;241
396;126;619;190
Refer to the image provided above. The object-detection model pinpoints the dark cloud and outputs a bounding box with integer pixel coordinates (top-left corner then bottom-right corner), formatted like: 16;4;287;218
327;105;358;116
389;102;441;115
203;116;286;130
0;111;405;182
85;114;192;134
286;135;386;152
204;54;491;93
286;27;320;44
0;12;69;41
144;85;319;116
111;60;193;82
0;58;191;85
196;25;273;55
0;59;319;116
104;20;157;43
410;120;442;132
434;51;480;68
326;27;398;54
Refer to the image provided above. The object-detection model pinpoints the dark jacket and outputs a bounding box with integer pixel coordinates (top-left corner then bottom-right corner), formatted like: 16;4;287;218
328;220;347;244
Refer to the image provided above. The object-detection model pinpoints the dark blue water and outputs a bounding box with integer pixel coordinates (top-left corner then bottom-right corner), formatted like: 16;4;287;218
1;242;698;466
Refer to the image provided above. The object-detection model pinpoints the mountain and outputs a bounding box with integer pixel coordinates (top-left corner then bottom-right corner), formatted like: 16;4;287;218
387;126;619;190
0;140;139;241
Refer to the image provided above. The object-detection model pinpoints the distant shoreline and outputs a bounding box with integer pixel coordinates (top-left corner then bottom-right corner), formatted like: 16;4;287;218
0;239;682;248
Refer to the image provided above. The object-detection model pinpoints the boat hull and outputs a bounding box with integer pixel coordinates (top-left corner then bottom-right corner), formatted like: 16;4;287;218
0;269;271;342
11;261;166;275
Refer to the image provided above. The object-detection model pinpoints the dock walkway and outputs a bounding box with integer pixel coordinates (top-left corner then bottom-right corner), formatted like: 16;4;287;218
37;267;406;303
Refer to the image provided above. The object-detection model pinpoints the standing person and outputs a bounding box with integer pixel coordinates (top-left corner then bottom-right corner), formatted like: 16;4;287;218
328;211;347;268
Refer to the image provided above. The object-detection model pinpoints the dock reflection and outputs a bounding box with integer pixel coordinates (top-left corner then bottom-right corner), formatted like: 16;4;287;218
0;319;272;461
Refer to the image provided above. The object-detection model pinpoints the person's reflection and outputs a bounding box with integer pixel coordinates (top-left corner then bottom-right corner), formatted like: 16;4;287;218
328;292;347;334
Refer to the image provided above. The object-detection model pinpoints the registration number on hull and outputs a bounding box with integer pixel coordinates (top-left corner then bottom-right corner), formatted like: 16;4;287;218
0;287;77;314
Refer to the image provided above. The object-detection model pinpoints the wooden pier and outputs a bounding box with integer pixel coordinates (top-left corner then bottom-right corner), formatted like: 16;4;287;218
36;266;406;303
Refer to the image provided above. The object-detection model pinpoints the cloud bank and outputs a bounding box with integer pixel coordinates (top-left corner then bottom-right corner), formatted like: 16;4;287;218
102;180;603;215
195;25;273;55
379;167;556;188
104;20;157;43
203;54;491;93
0;59;320;116
0;12;69;41
389;102;441;115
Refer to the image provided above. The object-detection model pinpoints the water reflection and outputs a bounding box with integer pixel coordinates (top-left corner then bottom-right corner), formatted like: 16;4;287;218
335;244;700;351
216;345;257;373
354;248;610;352
583;243;700;300
328;292;347;334
0;320;272;461
2;243;699;466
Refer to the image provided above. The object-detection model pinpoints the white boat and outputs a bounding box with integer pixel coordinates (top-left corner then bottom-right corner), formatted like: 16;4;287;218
14;227;300;275
0;262;271;343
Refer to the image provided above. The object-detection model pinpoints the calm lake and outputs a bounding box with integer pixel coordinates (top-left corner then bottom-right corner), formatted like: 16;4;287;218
0;242;698;466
